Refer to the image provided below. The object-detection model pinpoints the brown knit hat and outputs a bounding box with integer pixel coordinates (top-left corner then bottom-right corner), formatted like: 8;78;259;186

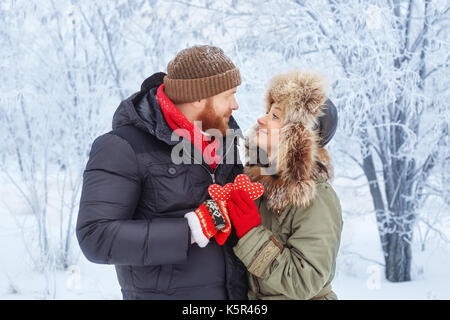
163;45;241;103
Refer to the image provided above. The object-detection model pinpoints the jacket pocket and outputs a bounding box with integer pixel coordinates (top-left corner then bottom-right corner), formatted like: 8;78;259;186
145;163;196;214
130;265;175;293
155;265;174;292
130;265;161;291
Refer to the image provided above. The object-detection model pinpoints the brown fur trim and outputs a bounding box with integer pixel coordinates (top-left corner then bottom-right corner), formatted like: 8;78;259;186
265;70;327;129
245;167;317;212
245;70;333;212
278;122;317;183
312;148;333;181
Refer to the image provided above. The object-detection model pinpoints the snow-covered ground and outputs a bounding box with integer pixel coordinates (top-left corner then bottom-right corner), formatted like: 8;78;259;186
1;0;448;301
1;160;449;300
332;195;450;300
330;158;450;300
0;199;122;300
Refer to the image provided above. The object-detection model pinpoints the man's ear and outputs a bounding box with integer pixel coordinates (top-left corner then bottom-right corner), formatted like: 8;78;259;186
191;99;206;110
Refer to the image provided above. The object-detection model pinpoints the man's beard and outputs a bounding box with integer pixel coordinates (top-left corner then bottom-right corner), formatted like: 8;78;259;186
197;98;230;136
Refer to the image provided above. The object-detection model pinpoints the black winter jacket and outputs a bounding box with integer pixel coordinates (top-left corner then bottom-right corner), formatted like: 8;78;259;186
76;73;248;300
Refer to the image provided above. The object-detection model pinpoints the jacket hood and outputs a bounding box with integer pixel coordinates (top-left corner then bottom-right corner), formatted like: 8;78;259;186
244;70;334;212
111;72;242;146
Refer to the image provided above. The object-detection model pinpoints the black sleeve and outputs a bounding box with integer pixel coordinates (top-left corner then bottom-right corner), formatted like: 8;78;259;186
76;133;190;266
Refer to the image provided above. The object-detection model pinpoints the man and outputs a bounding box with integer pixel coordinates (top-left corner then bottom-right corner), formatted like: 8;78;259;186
76;45;248;300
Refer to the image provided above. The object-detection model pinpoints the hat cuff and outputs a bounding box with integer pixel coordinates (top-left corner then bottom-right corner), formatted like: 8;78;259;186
163;68;241;103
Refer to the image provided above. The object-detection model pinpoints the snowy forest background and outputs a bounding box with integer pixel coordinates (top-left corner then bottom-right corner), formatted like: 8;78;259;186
0;0;449;299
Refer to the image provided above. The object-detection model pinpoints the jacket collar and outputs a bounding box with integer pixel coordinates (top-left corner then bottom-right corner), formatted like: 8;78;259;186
112;72;243;169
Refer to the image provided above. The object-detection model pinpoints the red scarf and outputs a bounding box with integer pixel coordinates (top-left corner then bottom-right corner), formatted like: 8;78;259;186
156;84;220;170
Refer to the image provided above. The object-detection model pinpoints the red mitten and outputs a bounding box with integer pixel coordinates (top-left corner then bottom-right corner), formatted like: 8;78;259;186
184;202;217;248
208;183;234;245
233;174;264;200
214;200;232;245
227;189;261;239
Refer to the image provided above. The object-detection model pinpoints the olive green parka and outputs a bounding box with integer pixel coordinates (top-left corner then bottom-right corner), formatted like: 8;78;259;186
233;70;343;300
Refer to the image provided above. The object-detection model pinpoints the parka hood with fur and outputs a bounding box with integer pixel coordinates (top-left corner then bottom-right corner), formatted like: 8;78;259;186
244;70;335;212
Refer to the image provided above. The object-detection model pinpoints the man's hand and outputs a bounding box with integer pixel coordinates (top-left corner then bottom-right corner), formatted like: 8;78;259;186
226;189;261;239
184;201;218;248
185;199;236;247
214;200;232;245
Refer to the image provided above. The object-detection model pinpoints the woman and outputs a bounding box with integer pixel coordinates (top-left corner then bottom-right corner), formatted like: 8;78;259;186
226;69;343;300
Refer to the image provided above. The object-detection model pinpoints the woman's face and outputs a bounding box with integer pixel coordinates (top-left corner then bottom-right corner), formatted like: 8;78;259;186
255;102;284;157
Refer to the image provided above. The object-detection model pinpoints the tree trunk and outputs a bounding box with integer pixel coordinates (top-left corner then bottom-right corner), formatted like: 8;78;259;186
361;112;415;282
385;231;412;282
361;144;388;254
361;149;413;282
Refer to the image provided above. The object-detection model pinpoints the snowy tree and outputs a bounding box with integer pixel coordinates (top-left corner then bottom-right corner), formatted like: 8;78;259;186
0;0;244;279
174;0;450;282
291;0;450;282
1;0;448;298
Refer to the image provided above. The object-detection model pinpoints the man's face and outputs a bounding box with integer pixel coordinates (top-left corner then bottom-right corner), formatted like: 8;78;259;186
198;87;239;136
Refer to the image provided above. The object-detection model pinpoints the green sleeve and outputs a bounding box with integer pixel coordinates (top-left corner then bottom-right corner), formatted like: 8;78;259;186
233;183;343;299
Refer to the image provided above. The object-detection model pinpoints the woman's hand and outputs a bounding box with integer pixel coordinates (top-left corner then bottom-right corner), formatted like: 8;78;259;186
226;189;261;239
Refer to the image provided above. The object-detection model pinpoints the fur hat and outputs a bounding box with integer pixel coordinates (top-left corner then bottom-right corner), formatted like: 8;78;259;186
245;70;334;212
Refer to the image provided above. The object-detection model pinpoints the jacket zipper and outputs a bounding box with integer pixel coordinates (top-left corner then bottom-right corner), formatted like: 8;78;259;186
191;136;236;184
